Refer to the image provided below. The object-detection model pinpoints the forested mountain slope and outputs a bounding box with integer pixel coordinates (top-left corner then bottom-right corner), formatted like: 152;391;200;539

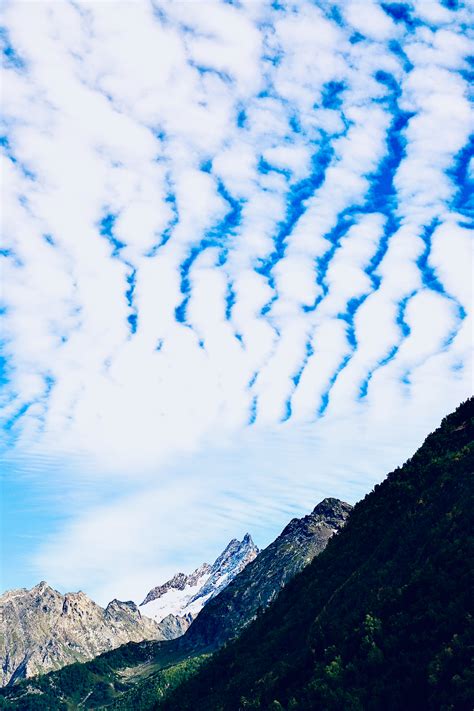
159;398;474;711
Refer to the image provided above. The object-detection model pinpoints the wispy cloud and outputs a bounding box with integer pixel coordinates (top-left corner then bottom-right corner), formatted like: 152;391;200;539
1;0;472;602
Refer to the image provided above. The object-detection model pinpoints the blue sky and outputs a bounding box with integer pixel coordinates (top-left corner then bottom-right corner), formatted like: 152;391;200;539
1;0;472;604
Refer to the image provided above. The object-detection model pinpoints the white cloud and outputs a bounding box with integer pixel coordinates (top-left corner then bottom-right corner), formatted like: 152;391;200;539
1;0;472;599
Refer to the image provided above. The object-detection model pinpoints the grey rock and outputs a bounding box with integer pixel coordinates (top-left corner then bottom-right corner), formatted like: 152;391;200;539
0;582;190;686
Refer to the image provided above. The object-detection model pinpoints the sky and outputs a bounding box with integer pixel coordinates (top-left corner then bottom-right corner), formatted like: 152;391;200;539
0;0;472;606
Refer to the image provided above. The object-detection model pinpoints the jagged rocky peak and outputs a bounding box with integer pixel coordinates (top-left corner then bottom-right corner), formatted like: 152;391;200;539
280;497;352;540
312;497;353;520
190;533;259;603
140;533;259;623
0;582;190;687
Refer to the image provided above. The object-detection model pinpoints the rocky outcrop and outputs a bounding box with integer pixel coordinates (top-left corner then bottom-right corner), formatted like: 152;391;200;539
0;582;190;686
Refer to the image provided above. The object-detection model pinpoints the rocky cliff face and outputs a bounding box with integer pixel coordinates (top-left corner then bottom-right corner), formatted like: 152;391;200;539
185;498;352;649
140;534;259;622
0;582;189;686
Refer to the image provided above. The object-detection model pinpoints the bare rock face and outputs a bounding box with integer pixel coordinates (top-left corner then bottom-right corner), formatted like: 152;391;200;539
0;582;190;686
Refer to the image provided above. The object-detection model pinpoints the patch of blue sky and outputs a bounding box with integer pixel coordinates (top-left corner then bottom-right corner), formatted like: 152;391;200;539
292;341;314;389
358;289;416;400
225;281;236;321
0;26;25;70
236;106;247;129
350;31;366;45
440;0;460;10
99;212;125;258
189;60;233;85
320;81;346;110
388;40;414;73
417;219;468;353
3;401;32;434
248;395;258;425
175;180;243;324
43;234;56;247
338;295;370;350
248;372;258;389
281;340;314;423
146;177;179;256
36;375;55;434
0;467;61;590
99;211;139;336
318;353;351;417
459;56;474;87
416;219;445;294
0;248;14;260
381;3;421;29
125;269;138;334
0;353;10;390
1;132;36;181
255;135;334;297
257;156;291;181
447;134;474;226
314;208;360;300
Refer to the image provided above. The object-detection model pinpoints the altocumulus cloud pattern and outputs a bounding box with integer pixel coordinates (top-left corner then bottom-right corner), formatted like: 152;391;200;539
1;0;473;476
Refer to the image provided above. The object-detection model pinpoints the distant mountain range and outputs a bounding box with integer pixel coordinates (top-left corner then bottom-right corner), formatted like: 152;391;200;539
0;583;188;687
0;497;351;708
0;534;258;687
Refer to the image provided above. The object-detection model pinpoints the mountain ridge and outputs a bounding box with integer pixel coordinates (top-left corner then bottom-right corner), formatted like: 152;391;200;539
0;497;352;708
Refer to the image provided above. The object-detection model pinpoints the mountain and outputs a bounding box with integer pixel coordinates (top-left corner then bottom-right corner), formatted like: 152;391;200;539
139;563;211;616
158;398;474;711
140;533;259;622
0;499;351;709
0;582;190;687
184;498;352;650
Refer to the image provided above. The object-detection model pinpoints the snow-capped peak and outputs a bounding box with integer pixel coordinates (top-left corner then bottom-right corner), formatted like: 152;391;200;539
189;533;259;606
139;534;259;623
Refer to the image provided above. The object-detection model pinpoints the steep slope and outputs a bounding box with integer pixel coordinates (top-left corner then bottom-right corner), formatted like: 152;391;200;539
184;498;352;650
0;499;350;709
0;583;189;687
140;534;259;622
188;533;260;607
159;398;474;711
